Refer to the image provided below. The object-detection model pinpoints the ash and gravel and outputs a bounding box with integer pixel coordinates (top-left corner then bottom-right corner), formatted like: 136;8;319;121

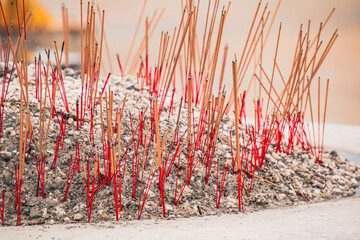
0;63;359;226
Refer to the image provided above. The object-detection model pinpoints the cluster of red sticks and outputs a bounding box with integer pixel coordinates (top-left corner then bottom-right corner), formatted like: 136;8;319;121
0;0;337;225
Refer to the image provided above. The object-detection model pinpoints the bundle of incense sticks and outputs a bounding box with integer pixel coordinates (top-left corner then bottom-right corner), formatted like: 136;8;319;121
0;0;338;225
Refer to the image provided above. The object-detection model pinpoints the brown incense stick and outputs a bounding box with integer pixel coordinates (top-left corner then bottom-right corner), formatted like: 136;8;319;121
320;79;329;161
232;60;240;169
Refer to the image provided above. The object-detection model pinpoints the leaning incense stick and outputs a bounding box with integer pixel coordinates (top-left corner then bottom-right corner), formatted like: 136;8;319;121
320;79;329;162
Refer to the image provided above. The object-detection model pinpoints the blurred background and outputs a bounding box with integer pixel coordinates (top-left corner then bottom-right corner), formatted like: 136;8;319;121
1;0;360;126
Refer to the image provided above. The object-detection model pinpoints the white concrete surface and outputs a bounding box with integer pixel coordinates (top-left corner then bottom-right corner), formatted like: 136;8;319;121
1;196;359;240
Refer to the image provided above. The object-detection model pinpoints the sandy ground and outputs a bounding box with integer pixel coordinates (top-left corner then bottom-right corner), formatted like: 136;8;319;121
1;195;359;240
0;101;359;239
0;100;359;240
0;123;359;239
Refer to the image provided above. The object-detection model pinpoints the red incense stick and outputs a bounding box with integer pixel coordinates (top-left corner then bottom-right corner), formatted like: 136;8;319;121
0;190;4;226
